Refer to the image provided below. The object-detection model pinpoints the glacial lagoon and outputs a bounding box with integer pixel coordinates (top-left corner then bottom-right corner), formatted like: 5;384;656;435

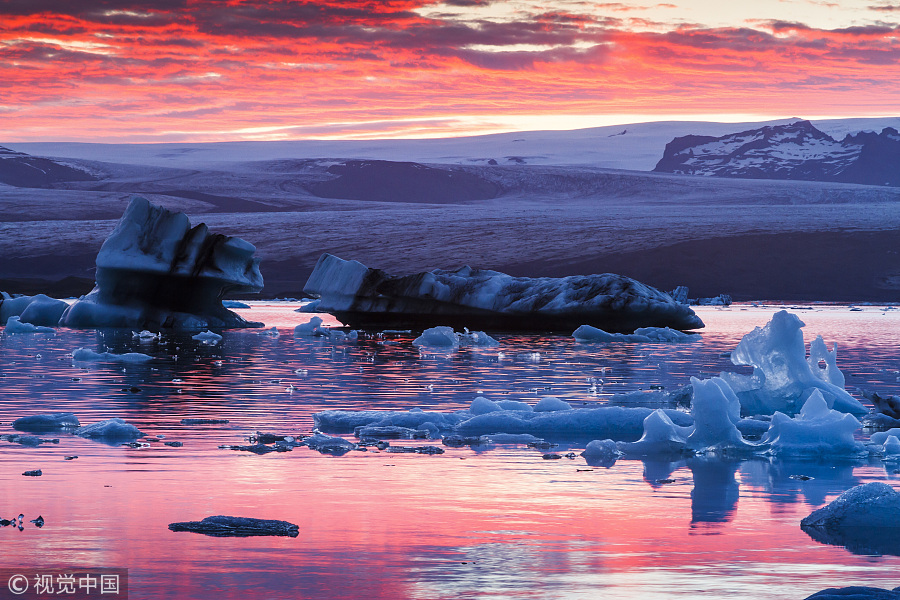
1;304;899;600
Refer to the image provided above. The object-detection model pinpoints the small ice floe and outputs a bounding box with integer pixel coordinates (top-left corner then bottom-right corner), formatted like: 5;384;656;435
180;418;229;425
294;316;325;336
1;292;68;326
800;482;900;556
572;325;700;343
72;348;153;363
192;330;222;345
354;424;438;440
721;310;866;416
74;418;144;442
386;445;445;454
303;432;357;455
412;326;499;349
534;397;573;412
4;316;55;334
862;390;900;420
13;412;80;432
760;390;866;457
2;434;59;447
580;439;623;467
258;326;280;337
132;330;159;341
30;516;44;527
293;299;320;313
222;300;251;309
168;516;299;538
22;469;42;477
804;586;900;600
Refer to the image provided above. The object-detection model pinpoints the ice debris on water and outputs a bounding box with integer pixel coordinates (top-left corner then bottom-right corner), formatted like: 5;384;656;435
75;418;144;441
169;515;299;538
862;390;900;420
192;330;222;345
412;326;499;349
257;326;280;337
13;412;80;432
573;325;700;343
4;316;55;334
181;418;229;425
294;316;328;336
72;348;153;363
132;330;159;341
22;469;42;477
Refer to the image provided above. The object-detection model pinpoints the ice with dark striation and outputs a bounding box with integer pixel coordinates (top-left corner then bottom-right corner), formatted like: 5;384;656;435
721;310;866;416
573;324;700;343
303;253;703;333
801;482;900;556
13;413;80;432
59;197;264;330
168;515;299;537
0;293;68;327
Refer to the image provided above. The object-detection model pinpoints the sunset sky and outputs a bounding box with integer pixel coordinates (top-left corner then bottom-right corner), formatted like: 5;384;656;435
3;0;900;142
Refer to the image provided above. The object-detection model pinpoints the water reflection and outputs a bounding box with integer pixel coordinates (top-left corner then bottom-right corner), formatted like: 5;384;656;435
2;304;900;599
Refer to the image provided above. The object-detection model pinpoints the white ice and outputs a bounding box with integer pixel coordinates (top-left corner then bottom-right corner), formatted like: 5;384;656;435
192;330;222;345
294;316;326;336
760;390;865;457
0;293;68;327
413;326;499;349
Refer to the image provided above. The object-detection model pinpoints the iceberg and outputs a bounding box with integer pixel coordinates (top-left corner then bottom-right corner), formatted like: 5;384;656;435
303;253;703;332
721;311;866;416
13;413;80;432
169;516;299;538
59;197;263;330
801;482;900;556
412;326;499;349
760;390;866;457
192;330;222;345
72;348;153;362
75;418;144;441
0;293;68;327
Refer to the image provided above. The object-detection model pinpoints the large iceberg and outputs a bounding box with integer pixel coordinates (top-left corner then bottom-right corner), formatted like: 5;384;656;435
721;311;866;416
303;253;703;332
59;197;263;330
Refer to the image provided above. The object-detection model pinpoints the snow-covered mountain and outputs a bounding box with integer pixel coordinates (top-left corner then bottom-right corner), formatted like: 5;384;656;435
0;146;97;187
653;120;900;186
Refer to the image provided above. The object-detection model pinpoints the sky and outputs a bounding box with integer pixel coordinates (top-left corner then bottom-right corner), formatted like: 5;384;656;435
2;0;900;142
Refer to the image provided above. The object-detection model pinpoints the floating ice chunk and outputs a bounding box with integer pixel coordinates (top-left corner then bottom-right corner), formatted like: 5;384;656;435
354;424;437;440
314;409;465;432
456;406;693;440
573;325;700;343
4;316;55;334
294;299;320;313
132;330;159;341
169;515;299;537
13;413;80;432
192;330;222;345
803;586;900;599
686;377;751;451
303;433;357;454
75;418;144;441
862;390;900;420
469;396;501;415
723;310;866;416
304;253;703;332
581;439;622;460
495;400;533;412
59;197;263;330
413;326;458;348
257;326;280;337
808;335;845;388
72;347;153;362
760;390;865;456
801;482;900;530
883;435;900;458
0;292;68;327
485;433;546;444
459;329;500;347
616;409;692;456
534;397;573;412
294;316;325;336
222;300;251;309
870;429;900;446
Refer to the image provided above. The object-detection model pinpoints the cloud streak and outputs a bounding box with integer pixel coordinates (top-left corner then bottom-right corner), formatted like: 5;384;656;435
2;0;899;141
